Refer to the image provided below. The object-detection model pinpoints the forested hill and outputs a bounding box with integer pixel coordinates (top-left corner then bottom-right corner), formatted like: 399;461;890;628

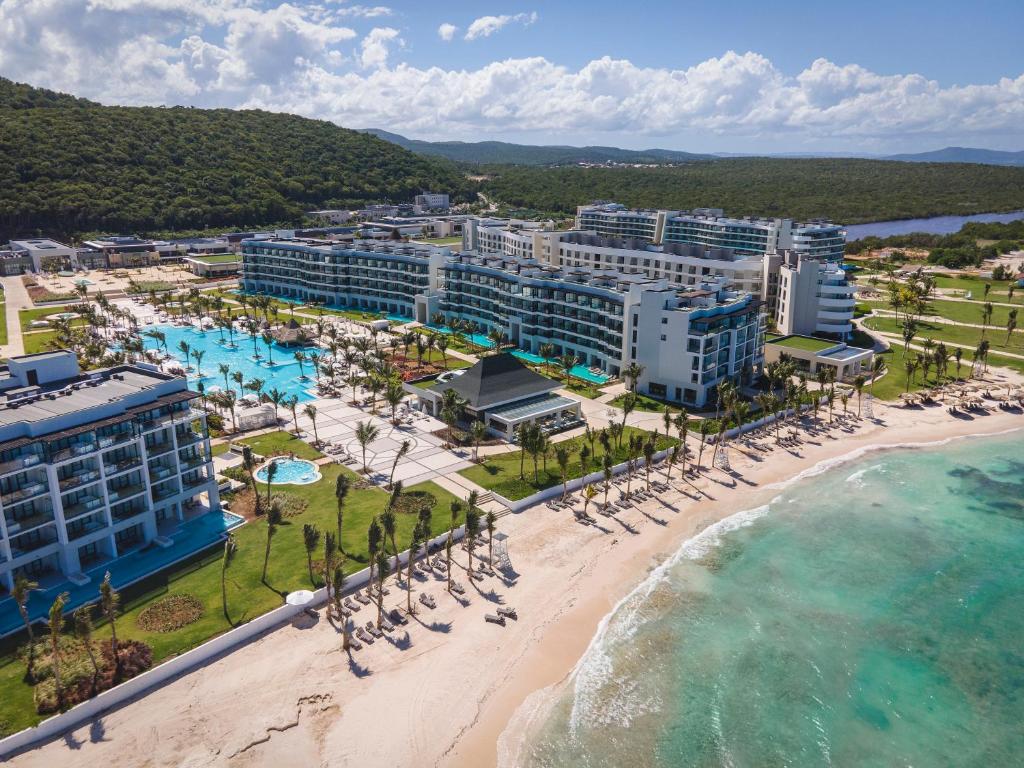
362;129;716;165
0;78;473;239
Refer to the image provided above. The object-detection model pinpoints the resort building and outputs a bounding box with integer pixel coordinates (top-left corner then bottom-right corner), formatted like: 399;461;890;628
575;202;847;262
409;353;583;440
241;238;447;319
417;252;765;407
414;192;451;211
8;239;78;273
464;220;856;339
79;236;162;269
0;351;218;595
184;253;242;278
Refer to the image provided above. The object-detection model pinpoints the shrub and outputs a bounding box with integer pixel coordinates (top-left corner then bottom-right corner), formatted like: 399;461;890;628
32;638;153;714
394;490;437;517
137;594;204;632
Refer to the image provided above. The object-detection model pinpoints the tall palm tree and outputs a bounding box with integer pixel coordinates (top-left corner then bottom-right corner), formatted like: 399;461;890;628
178;340;192;370
355;420;380;473
191;349;205;380
375;552;390;629
383;483;402;561
99;572;121;681
557;352;578;388
335;564;351;651
264;459;277;507
981;302;993;338
294;351;307;379
221;534;238;623
389;439;411;488
485;510;497;566
367;517;383;594
303;403;320;445
469;420;487;463
384;379;405;424
335;473;350;553
285;395;300;435
436;335;449;369
1006;308;1018;345
642;440;655;490
13;575;39;682
582;485;598;518
406;526;422;615
696;419;711;474
265;388;284;424
73;606;100;697
262;499;282;584
446;501;459;593
303;524;321;587
218;363;231;391
465;506;480;577
48;592;69;711
555;446;571;498
623;362;645;393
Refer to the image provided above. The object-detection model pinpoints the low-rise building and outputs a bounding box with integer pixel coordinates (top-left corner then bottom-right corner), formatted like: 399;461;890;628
8;239;78;273
80;237;161;268
183;253;242;278
414;192;450;211
0;351;219;596
765;334;873;381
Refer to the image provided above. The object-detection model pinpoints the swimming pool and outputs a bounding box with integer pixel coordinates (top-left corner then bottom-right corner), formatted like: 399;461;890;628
141;324;315;402
510;351;612;384
255;457;321;485
426;325;495;350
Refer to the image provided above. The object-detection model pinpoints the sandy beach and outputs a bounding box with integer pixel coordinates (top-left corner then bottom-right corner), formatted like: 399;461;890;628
8;387;1024;768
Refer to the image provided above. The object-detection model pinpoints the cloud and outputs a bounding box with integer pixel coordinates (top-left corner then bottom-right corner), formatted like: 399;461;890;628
437;22;458;42
0;1;1021;149
464;11;538;41
331;5;393;18
359;26;400;69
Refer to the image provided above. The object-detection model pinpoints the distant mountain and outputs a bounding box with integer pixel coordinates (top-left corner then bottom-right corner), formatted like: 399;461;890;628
883;146;1024;166
361;129;716;166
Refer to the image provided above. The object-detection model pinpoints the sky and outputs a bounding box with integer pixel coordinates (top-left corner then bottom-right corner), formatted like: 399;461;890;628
1;0;1022;154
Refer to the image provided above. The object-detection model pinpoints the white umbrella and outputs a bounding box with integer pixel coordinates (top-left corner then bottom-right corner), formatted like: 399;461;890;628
285;590;316;607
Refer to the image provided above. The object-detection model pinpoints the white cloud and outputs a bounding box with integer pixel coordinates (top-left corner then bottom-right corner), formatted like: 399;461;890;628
331;5;393;18
359;26;400;69
437;23;458;42
0;1;1021;149
464;11;538;41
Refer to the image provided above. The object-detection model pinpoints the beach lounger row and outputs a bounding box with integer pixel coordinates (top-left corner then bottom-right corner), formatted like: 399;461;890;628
485;613;506;626
419;592;437;609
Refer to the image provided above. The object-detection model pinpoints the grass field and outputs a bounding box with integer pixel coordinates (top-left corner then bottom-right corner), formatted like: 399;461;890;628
189;253;240;264
228;430;324;460
18;307;89;332
767;334;838;352
459;426;676;500
0;466;462;735
864;316;1024;365
0;302;6;346
21;330;59;354
609;391;671;412
932;275;1023;305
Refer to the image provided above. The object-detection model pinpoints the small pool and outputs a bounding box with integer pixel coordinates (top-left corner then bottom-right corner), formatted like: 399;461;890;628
426;325;495;349
255;457;321;485
74;278;95;286
52;311;80;321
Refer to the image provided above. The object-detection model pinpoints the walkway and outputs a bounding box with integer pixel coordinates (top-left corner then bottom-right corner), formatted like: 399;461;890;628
0;275;29;358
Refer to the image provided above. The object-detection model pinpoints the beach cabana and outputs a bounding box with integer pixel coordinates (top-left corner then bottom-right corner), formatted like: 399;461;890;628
272;319;312;347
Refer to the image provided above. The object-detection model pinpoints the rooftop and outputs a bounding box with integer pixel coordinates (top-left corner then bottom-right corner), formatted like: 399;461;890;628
429;353;558;409
766;334;838;352
9;238;74;252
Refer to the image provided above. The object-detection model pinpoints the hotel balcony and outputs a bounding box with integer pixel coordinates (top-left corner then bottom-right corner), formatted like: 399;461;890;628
111;499;148;523
8;527;59;558
59;469;101;492
145;439;175;458
67;514;108;542
4;510;56;536
50;441;98;464
0;452;43;478
63;494;106;521
96;430;136;450
103;455;143;478
1;481;50;507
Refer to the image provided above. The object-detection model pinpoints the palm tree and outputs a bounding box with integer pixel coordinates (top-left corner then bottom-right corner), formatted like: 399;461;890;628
262;499;282;584
230;369;244;395
355;420;380;473
696;419;711;474
218;363;231;392
405;525;422;614
367;517;383;588
582;485;598;518
642;440;655;490
178;339;192;370
439;389;465;446
869;356;884;397
485;510;497;566
469;420;487;463
99;572;121;681
383;483;402;562
334;473;350;553
384;379;405;424
265;387;285;424
294;351;307;379
557;352;578;387
221;534;238;623
303;524;321;587
446;501;459;593
465;505;481;577
981;302;994;337
48;592;69;711
953;347;963;379
555;446;571;498
853;375;865;417
539;342;555;373
375;552;390;629
285;395;300;435
12;574;38;682
191;349;205;380
389;439;411;488
1006;308;1018;345
73;606;100;697
904;359;918;392
334;564;352;651
264;460;277;507
618;394;636;446
623;362;645;393
303;404;320;445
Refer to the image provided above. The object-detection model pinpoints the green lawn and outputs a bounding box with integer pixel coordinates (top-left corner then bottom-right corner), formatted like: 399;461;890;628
864;316;1024;365
127;280;178;294
232;431;324;460
609;392;671;412
931;275;1022;305
0;302;6;346
922;299;1021;328
21;330;59;354
0;467;462;735
411;236;463;246
459;426;677;500
767;334;838;352
18;307;88;332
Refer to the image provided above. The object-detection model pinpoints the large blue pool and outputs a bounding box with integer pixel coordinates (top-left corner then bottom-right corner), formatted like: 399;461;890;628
255;458;321;485
142;324;316;402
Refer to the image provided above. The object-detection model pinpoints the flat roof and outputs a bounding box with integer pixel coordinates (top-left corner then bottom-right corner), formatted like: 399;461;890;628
487;394;578;422
766;334;837;353
9;239;73;251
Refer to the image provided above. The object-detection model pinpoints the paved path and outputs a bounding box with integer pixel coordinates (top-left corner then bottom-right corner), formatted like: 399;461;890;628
0;275;30;357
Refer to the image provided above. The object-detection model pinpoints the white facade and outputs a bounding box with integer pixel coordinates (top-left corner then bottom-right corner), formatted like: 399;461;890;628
0;352;218;593
414;192;450;210
774;253;856;337
8;239;78;272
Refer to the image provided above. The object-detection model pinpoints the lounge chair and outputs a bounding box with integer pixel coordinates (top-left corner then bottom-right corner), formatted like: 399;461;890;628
344;597;360;612
451;582;466;595
347;636;363;651
485;613;506;626
389;607;409;625
355;627;373;645
419;593;436;609
365;622;384;638
355;593;372;605
496;606;518;620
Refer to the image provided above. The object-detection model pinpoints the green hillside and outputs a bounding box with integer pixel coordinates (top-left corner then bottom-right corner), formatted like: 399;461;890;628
477;160;1024;224
0;78;473;239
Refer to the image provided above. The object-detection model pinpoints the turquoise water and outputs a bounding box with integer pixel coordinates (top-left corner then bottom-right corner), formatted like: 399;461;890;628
512;430;1024;768
255;458;321;485
141;324;314;402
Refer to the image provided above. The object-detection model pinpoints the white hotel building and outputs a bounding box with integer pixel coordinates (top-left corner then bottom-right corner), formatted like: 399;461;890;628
0;352;218;594
464;214;856;339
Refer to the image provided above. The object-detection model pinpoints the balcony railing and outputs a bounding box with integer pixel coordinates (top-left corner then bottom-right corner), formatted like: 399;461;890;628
51;442;98;464
145;441;174;458
106;484;145;503
63;495;106;520
0;453;42;477
9;531;59;557
68;518;107;541
60;471;100;492
98;432;135;450
4;511;55;535
104;457;143;476
112;504;146;522
1;481;48;506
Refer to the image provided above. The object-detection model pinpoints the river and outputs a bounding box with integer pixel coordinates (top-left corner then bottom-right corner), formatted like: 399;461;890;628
845;210;1024;241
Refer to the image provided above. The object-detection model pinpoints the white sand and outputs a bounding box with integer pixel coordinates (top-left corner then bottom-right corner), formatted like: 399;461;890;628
9;389;1024;768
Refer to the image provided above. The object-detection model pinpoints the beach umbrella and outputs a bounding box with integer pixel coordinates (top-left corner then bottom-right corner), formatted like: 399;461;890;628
285;590;316;607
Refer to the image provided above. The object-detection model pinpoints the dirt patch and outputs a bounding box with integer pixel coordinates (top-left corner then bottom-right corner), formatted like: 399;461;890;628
137;594;204;632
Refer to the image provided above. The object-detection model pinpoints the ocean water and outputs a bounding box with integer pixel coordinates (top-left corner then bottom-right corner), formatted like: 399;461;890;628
509;431;1024;768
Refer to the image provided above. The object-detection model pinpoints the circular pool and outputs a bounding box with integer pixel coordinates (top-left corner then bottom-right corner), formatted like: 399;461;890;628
255;457;321;485
52;312;80;321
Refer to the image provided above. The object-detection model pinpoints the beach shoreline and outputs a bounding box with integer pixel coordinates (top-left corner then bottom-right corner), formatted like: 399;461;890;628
8;395;1024;768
